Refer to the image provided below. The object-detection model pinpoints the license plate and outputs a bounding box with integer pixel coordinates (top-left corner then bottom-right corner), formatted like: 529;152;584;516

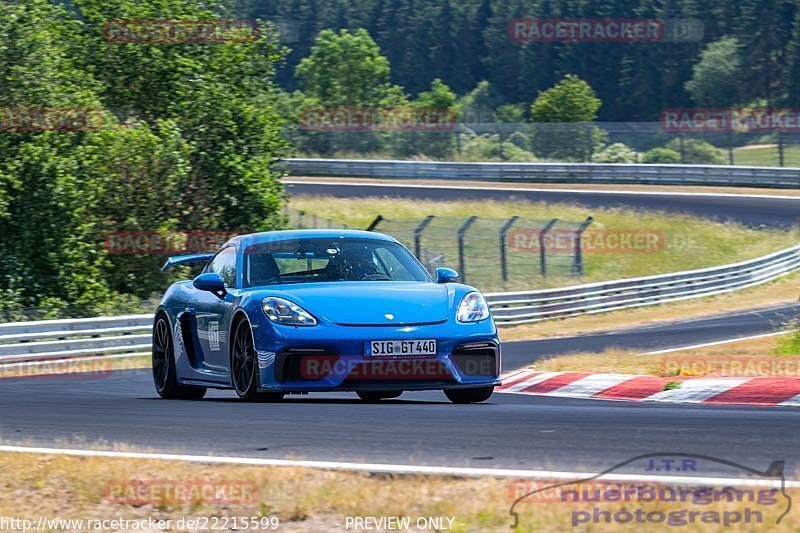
368;339;437;357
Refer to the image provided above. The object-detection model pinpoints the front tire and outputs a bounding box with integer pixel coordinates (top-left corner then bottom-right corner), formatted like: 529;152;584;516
445;386;494;404
231;318;283;402
152;314;206;400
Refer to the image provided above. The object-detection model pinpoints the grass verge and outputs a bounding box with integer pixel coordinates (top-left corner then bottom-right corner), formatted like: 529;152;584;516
500;272;799;341
534;329;800;377
289;196;798;293
732;144;800;167
0;451;796;532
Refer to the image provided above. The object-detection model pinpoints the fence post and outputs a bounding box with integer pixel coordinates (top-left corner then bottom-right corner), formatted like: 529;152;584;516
585;123;593;162
457;216;479;283
778;131;785;167
297;210;305;229
678;133;686;164
414;216;435;258
366;215;384;231
727;130;734;165
539;219;559;277
499;216;520;283
570;216;594;277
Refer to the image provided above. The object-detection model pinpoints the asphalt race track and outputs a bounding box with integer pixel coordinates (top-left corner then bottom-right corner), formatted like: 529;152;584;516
1;371;799;476
0;305;798;476
0;181;798;479
502;303;799;370
285;180;800;228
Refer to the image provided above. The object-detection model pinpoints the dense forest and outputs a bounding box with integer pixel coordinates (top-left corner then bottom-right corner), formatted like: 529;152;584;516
234;0;800;121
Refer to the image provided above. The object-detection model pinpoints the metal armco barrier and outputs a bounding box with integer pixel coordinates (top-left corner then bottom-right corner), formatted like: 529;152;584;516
285;158;800;188
0;315;152;364
486;244;800;325
0;244;798;362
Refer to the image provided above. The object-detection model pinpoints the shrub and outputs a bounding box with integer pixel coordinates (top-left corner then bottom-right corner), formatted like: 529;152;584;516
592;143;638;163
665;139;726;164
642;147;682;164
456;131;537;162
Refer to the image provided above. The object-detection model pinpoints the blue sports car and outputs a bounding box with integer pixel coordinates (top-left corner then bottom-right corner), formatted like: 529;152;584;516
153;229;501;403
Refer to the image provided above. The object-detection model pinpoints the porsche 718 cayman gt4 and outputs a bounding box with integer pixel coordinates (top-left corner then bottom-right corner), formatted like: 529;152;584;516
152;229;501;403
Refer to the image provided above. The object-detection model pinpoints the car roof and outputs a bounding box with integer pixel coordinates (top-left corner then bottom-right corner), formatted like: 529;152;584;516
223;229;398;249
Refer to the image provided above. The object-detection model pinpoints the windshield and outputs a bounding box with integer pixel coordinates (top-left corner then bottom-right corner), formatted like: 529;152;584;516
243;237;431;287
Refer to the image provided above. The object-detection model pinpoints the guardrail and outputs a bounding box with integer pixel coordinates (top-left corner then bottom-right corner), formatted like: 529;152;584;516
0;315;152;364
0;244;798;362
285;158;800;188
486;244;800;325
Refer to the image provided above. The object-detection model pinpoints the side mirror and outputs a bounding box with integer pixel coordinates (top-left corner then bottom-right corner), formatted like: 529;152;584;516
436;267;459;284
193;272;227;298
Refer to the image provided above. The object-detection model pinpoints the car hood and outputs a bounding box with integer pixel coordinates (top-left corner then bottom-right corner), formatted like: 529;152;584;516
266;282;451;326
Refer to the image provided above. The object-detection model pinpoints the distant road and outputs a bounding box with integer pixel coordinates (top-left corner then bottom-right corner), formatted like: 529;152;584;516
285;179;800;227
502;303;799;370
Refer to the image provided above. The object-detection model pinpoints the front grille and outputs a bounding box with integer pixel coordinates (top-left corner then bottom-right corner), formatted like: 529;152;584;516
451;342;499;378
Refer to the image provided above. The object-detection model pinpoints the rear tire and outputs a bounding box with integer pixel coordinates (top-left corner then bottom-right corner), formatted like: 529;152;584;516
152;314;207;400
231;318;284;402
357;391;402;401
445;386;493;404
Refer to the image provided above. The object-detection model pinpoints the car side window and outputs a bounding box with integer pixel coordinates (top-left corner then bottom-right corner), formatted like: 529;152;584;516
206;247;237;287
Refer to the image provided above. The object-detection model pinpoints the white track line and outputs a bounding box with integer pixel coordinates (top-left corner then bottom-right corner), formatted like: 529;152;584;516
284;179;800;201
0;445;796;488
644;330;796;355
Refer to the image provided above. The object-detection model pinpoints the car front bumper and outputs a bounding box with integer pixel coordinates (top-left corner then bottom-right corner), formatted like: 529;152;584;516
252;319;501;393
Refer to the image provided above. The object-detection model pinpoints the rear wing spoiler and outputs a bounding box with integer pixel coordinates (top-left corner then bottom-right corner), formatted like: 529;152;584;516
161;253;215;272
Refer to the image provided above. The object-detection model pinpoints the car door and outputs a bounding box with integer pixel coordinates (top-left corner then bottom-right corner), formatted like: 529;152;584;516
194;245;238;372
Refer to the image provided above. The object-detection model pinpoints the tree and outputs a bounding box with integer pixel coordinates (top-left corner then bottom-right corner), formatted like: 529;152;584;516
0;0;289;317
530;74;601;122
409;79;458;158
786;10;800;107
529;75;602;161
295;29;393;107
684;37;743;107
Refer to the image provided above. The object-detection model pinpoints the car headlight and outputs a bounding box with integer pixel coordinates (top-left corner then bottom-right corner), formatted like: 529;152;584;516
262;297;318;326
457;292;490;323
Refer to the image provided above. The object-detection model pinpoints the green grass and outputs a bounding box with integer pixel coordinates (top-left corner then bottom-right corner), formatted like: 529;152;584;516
732;144;800;167
776;327;800;356
289;196;800;292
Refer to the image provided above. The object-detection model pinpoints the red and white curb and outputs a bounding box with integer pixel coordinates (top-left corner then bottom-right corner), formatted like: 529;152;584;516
498;370;800;407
